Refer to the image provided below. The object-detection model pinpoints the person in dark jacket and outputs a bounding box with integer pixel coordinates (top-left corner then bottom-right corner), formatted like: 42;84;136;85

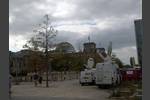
9;75;11;97
33;73;39;87
38;75;43;86
30;75;33;82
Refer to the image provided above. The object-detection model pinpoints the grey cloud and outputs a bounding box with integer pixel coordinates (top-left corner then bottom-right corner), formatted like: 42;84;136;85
54;31;82;50
9;0;141;36
9;0;57;35
92;27;136;50
53;19;136;52
71;20;136;51
57;0;142;20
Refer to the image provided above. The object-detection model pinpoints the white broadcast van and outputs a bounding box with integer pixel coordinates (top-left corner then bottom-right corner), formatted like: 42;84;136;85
95;62;120;87
79;45;122;87
79;58;96;85
80;69;96;85
94;50;121;88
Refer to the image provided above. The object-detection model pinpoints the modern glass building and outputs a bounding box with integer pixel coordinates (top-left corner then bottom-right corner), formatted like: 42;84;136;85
134;19;143;67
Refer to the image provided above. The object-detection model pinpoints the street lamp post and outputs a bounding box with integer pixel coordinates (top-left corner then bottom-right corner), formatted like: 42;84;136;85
45;15;49;87
15;59;18;85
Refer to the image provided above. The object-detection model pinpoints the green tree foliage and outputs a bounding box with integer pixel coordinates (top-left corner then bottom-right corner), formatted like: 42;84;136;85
25;52;45;72
112;54;124;68
115;58;124;68
124;64;132;68
51;53;84;71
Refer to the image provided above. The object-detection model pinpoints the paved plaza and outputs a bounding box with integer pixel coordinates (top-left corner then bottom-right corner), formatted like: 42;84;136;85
11;79;111;100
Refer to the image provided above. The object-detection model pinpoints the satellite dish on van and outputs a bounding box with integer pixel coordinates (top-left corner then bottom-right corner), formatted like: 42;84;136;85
86;58;94;69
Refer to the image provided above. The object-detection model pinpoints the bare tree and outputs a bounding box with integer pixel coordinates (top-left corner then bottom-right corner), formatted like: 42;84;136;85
23;14;58;87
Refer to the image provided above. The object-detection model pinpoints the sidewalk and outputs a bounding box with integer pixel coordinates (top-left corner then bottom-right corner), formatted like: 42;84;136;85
11;80;110;100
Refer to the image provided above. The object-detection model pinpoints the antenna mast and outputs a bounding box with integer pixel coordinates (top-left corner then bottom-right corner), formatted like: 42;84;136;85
88;33;91;43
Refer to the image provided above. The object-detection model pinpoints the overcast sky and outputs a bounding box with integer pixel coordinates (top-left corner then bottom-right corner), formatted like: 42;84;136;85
9;0;142;64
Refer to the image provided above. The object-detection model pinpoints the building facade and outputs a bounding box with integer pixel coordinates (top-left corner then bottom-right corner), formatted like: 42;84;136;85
134;19;143;67
130;57;136;67
83;42;96;53
9;42;107;74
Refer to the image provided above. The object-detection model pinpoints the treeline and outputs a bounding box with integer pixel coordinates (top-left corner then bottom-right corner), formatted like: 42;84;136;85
10;50;124;75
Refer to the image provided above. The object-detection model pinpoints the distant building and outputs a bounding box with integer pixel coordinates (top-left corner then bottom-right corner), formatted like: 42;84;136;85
9;42;107;74
96;48;105;53
83;42;96;53
55;42;76;53
130;57;136;67
134;19;143;67
96;48;107;57
9;50;44;75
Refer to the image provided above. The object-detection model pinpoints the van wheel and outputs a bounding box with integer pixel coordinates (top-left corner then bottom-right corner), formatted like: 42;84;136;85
81;83;84;86
98;85;102;88
116;79;119;85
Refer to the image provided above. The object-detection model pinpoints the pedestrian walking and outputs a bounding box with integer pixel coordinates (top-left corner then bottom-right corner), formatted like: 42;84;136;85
29;73;33;82
33;73;39;87
30;76;32;82
9;75;11;98
38;75;43;86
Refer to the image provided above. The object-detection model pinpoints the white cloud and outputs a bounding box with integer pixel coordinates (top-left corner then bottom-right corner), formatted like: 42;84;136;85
9;15;15;24
113;46;138;64
52;2;76;18
56;24;91;35
9;35;27;52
